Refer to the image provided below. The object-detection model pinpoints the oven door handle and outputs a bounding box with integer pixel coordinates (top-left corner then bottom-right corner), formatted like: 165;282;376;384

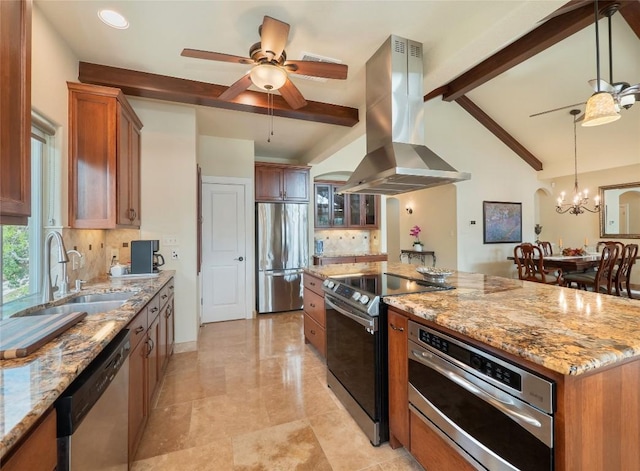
325;296;376;331
411;349;542;429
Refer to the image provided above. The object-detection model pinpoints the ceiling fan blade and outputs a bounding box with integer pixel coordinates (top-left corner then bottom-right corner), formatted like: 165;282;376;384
619;83;640;96
588;78;615;93
279;78;307;110
260;16;290;61
284;61;348;80
181;48;253;65
529;102;586;118
218;74;253;101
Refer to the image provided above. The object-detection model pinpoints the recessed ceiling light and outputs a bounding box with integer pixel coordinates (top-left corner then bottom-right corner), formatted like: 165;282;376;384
98;9;129;29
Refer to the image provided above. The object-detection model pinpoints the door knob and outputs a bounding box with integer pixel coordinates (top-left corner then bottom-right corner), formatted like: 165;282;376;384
234;256;244;261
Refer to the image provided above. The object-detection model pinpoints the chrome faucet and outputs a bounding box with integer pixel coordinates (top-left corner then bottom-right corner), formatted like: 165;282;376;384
42;231;70;302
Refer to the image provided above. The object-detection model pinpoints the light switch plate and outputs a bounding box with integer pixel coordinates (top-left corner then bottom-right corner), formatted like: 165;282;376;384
163;235;178;246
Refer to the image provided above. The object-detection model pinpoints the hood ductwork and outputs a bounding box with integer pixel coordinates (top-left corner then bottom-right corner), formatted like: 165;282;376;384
339;35;470;195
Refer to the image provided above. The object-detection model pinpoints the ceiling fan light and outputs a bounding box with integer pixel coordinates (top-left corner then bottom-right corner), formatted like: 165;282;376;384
250;64;287;91
581;92;621;127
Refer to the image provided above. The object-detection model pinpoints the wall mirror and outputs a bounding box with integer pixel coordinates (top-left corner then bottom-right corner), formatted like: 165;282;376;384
599;182;640;239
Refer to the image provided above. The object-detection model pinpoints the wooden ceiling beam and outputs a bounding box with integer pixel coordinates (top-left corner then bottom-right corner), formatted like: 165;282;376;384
425;0;621;103
455;96;543;171
620;1;640;39
78;62;359;127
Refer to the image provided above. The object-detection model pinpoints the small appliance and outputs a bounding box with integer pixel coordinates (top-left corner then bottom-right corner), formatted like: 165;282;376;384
130;240;164;274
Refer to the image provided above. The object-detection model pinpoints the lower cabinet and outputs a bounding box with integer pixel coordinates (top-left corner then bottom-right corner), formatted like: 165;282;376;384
388;308;409;449
2;408;56;471
410;409;477;471
303;273;326;358
127;277;175;465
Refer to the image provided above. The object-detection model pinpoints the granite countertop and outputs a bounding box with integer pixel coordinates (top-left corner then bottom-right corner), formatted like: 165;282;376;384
0;270;174;460
305;262;640;376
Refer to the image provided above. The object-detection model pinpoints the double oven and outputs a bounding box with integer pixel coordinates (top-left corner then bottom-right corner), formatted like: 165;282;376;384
322;272;453;446
408;321;555;470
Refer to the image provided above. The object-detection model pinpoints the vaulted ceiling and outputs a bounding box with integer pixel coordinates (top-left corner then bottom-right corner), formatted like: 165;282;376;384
36;0;640;176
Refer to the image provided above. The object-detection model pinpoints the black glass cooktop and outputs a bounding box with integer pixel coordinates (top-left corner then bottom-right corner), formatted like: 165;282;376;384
332;272;454;298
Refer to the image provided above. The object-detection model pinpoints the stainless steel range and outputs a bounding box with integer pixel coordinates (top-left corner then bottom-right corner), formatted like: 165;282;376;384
322;272;453;445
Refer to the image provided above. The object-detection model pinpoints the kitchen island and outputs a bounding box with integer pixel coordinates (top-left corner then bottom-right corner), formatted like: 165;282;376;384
306;262;640;470
0;271;174;465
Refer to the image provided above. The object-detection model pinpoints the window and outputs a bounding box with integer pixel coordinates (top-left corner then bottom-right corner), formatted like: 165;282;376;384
1;116;54;311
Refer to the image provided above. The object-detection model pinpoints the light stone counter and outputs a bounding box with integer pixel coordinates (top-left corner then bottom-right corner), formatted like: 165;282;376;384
305;262;640;376
0;270;175;461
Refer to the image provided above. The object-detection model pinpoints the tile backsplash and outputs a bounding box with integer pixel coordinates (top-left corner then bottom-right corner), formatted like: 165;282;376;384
314;229;381;255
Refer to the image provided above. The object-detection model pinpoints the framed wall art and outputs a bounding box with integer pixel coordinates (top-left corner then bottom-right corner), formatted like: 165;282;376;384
483;201;522;244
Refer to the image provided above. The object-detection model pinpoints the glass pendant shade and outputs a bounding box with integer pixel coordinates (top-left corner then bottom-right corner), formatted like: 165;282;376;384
582;92;621;127
249;64;287;91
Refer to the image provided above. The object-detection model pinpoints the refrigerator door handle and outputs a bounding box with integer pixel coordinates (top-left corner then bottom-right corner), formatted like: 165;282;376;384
265;269;303;277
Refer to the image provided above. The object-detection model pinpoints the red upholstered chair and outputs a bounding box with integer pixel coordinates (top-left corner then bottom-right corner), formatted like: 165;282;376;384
563;244;620;295
514;243;563;285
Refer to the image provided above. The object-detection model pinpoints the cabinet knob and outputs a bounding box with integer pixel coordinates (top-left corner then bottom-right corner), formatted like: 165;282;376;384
135;326;144;334
150;307;159;313
310;303;315;308
390;324;404;332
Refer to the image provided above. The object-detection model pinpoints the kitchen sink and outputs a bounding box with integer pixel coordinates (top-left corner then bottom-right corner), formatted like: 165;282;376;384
69;292;134;304
28;300;128;316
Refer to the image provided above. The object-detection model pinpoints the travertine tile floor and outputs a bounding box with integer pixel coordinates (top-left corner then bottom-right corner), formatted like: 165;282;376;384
131;311;423;470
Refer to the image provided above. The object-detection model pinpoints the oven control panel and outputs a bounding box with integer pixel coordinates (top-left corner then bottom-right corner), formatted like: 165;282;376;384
417;328;522;391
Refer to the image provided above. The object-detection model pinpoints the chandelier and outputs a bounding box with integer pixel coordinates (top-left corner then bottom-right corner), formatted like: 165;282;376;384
556;110;601;215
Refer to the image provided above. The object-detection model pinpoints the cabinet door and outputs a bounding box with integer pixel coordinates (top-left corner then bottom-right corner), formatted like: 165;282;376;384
116;107;141;227
388;309;410;449
363;195;378;227
332;187;347;227
0;0;31;224
128;334;148;463
147;314;161;404
314;184;331;227
3;408;56;471
349;194;362;226
68;89;118;228
283;168;309;201
255;165;283;201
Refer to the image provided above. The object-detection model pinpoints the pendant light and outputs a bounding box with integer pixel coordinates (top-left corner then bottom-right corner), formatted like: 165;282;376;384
582;0;621;127
556;110;601;215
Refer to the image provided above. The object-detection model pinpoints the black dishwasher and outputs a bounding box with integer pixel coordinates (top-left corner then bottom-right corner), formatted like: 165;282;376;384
56;329;130;471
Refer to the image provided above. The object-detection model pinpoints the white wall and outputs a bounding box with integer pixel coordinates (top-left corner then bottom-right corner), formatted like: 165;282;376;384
199;136;254;178
129;99;199;345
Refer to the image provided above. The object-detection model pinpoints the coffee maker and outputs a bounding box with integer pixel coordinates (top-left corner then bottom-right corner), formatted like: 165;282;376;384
130;240;165;274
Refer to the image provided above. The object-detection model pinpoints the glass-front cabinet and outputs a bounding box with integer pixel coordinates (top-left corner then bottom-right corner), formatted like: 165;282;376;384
314;182;378;228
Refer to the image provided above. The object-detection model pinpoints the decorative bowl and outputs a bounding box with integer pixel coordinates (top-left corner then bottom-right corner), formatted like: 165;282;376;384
416;266;454;282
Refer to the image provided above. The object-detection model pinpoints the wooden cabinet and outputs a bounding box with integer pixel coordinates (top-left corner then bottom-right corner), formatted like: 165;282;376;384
2;408;56;471
68;82;143;228
388;308;410;449
312;254;388;265
126;277;174;465
314;183;379;228
0;0;31;225
410;409;477;471
255;162;309;202
128;316;148;463
303;273;326;358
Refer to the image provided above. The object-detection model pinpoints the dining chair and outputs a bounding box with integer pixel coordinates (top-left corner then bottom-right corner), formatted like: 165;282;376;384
614;244;638;298
537;241;553;256
596;240;624;254
563;244;620;294
514;243;563;285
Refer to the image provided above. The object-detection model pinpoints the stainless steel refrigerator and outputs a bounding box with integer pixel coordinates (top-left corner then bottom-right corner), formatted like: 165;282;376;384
256;203;309;314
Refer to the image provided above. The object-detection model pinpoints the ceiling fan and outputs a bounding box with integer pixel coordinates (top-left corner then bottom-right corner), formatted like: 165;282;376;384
530;2;639;119
181;16;348;110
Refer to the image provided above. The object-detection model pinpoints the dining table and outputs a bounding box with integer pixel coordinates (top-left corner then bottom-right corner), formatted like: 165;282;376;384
508;253;602;273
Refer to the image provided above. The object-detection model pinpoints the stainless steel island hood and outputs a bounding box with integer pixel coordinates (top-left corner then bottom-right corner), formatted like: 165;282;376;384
339;35;470;195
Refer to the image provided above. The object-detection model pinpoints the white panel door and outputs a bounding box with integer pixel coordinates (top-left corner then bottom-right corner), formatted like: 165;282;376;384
201;183;246;323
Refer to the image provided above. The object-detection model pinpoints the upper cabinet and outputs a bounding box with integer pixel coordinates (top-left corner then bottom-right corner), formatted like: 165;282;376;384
255;163;309;202
68;82;143;228
0;0;32;225
314;183;379;228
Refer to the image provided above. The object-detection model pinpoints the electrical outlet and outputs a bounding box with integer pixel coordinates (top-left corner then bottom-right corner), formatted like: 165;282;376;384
171;250;179;260
163;236;179;246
